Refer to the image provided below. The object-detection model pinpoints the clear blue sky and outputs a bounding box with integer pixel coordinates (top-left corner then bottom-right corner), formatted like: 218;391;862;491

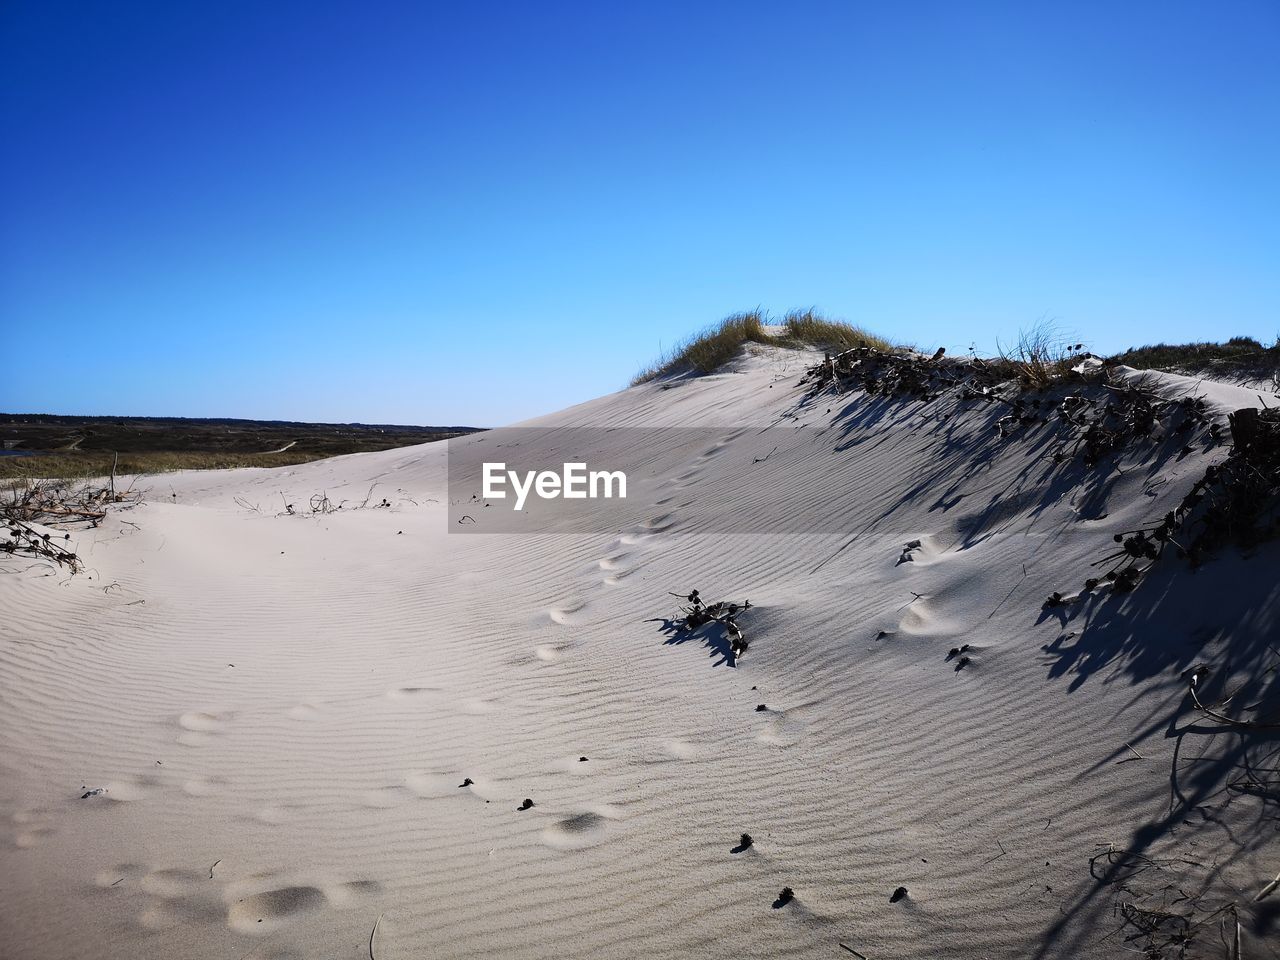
3;2;1277;426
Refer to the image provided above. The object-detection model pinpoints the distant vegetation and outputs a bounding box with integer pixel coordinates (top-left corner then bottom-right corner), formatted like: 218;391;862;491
631;309;893;384
0;414;480;480
1113;336;1280;377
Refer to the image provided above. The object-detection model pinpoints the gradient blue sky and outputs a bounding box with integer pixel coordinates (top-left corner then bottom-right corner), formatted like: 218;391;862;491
3;2;1278;426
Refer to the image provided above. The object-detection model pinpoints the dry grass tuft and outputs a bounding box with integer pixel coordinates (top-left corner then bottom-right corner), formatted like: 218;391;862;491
1114;335;1280;378
781;310;893;353
632;309;891;384
632;311;772;384
996;323;1087;389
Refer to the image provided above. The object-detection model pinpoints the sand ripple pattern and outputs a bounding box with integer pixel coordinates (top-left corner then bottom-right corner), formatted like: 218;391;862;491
3;350;1271;959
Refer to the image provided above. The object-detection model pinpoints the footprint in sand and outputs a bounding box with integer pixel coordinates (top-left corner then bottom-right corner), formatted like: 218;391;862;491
139;890;227;929
696;438;737;461
386;686;444;703
615;514;676;541
534;643;569;662
95;863;147;888
661;739;701;761
141;867;211;899
359;785;414;808
177;711;229;746
595;552;644;587
541;808;621;850
182;776;230;797
754;708;808;748
323;879;382;907
179;711;226;732
618;513;678;543
404;771;465;798
386;686;442;701
124;862;380;936
547;602;588;626
655;467;698;492
12;808;55;849
15;823;56;849
223;875;380;934
896;600;962;639
252;805;296;825
136;867;226;930
96;774;160;802
226;885;327;934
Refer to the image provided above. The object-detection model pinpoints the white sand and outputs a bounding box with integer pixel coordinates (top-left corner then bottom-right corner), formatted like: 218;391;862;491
3;347;1278;958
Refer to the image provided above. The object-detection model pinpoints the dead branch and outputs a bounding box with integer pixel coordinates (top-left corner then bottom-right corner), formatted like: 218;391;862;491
2;479;141;574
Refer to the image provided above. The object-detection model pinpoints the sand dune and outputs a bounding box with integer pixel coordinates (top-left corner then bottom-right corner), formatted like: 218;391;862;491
3;346;1278;959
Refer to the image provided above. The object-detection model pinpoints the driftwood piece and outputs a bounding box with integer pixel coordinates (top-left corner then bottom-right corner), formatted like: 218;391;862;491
1230;407;1260;450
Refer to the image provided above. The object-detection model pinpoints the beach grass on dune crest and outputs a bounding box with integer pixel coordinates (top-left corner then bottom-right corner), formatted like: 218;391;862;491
1114;336;1280;376
631;309;893;385
995;323;1089;390
631;311;774;385
780;309;894;354
633;308;1280;392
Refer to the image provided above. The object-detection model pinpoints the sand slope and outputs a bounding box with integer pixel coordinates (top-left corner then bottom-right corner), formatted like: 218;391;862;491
4;348;1278;959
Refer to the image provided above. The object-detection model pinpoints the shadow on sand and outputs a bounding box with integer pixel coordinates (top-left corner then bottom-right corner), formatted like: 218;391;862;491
648;616;740;668
787;378;1280;953
1034;545;1280;956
